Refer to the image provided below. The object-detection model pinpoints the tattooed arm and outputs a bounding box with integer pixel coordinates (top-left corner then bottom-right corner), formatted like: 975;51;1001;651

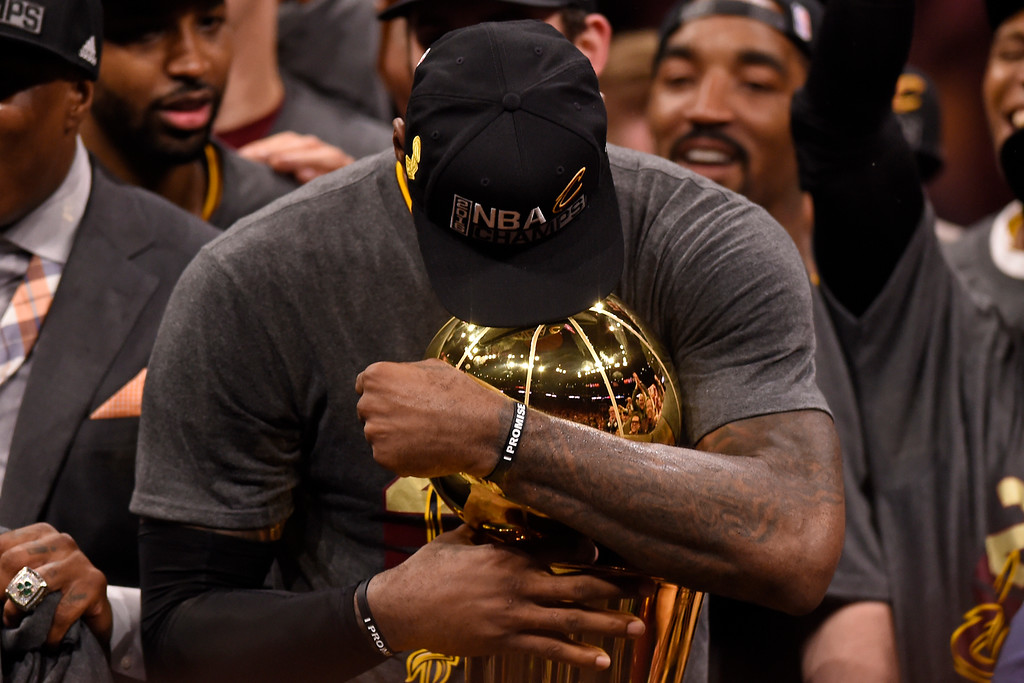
357;360;843;615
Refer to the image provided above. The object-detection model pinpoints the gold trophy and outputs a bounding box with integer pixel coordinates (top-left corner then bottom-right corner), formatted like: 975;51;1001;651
425;295;704;683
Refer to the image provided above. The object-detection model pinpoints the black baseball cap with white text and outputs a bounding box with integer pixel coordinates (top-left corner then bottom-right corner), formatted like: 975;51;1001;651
654;0;823;65
0;0;102;79
403;20;623;327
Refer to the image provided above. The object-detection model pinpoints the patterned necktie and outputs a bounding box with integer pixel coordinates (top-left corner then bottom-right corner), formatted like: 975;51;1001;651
0;254;63;385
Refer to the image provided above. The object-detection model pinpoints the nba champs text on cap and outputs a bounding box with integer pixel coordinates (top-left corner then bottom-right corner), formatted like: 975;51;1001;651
0;0;103;79
404;20;623;328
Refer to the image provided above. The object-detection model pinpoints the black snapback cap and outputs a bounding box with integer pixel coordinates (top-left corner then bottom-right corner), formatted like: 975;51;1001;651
0;0;102;79
655;0;822;64
380;0;597;21
403;20;623;327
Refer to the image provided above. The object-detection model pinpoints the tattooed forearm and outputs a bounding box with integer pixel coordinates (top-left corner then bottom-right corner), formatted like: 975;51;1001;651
501;407;843;613
700;412;845;510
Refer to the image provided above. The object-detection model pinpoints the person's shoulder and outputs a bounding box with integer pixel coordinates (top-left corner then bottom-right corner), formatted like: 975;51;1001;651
608;144;767;219
237;150;391;221
607;145;782;240
89;161;219;252
608;145;733;196
207;151;397;254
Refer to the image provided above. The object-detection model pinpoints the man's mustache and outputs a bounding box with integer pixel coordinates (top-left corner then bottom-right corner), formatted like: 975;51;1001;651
671;126;748;165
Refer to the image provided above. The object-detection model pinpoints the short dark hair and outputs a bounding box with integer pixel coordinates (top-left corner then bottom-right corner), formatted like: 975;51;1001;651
559;7;588;41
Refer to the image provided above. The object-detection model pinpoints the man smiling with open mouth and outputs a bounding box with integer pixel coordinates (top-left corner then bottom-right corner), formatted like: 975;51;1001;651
79;0;297;229
647;0;816;270
88;0;227;164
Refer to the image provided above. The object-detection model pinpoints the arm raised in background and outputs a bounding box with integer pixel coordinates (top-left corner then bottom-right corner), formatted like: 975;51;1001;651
791;0;922;316
789;0;918;680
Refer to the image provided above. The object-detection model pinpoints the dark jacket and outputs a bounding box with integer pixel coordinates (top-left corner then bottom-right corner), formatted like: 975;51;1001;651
0;162;219;588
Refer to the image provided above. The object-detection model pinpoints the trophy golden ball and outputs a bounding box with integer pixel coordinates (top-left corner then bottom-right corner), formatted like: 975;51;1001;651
425;294;682;551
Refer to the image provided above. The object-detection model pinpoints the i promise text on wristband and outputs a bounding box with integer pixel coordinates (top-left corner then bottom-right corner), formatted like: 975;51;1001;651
487;400;527;482
356;578;394;658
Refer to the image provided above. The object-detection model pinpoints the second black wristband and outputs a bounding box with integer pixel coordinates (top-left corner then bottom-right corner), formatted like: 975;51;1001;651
356;578;393;658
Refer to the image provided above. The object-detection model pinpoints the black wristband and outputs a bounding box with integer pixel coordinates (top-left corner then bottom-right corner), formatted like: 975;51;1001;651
487;401;527;483
356;578;393;658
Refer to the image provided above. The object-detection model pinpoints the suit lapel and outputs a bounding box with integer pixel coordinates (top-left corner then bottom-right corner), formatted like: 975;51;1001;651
0;170;158;526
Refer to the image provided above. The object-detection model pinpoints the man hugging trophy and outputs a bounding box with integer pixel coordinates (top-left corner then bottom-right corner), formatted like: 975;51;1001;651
400;20;703;683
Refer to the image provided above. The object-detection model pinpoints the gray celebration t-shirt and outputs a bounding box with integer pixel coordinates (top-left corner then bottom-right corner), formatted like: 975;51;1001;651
825;207;1024;683
131;146;829;681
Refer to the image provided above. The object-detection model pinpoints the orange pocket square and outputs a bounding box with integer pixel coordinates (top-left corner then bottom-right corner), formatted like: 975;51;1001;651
90;368;147;419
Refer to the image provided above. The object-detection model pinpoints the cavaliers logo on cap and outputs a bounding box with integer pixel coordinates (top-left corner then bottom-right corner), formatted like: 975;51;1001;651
406;136;422;180
553;167;586;214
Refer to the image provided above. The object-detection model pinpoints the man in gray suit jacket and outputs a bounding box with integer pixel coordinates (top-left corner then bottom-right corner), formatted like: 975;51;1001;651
0;0;217;678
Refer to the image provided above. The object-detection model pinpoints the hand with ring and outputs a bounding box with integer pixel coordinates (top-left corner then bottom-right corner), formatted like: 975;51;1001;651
6;566;48;611
0;523;112;648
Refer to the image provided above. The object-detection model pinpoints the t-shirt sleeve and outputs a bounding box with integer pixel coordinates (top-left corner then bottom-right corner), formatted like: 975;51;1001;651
659;193;828;444
131;247;303;529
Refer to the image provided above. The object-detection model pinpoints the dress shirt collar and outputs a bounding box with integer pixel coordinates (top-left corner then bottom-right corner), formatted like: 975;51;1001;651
3;138;92;265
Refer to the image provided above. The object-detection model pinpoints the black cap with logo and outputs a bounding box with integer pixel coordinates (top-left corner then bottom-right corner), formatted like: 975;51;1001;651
0;0;102;79
655;0;823;65
403;20;623;327
379;0;597;21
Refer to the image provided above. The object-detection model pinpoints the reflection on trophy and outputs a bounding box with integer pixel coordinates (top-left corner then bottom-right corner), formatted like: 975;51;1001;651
425;294;704;683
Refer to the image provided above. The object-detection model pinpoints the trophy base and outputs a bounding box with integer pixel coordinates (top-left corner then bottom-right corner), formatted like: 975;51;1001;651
465;580;703;683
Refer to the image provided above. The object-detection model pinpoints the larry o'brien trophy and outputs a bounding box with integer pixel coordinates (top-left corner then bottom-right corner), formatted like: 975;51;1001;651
425;295;704;683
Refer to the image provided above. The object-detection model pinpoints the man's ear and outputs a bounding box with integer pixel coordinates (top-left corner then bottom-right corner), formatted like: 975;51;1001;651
573;14;612;77
393;117;406;163
66;79;94;134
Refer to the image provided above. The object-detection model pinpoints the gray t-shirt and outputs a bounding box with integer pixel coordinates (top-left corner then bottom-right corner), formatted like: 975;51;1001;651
131;146;828;680
707;282;886;682
825;206;1024;683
